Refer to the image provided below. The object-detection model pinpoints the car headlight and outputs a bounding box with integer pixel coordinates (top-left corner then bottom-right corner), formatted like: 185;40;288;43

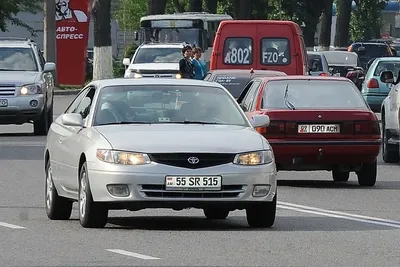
233;150;274;165
96;149;151;165
20;84;42;95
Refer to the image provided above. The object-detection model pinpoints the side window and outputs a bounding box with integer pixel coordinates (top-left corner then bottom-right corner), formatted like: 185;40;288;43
73;88;96;119
261;38;290;65
64;88;89;114
223;37;253;65
242;81;261;111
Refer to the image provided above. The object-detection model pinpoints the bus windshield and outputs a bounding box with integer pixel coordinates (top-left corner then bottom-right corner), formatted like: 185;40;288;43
141;28;201;47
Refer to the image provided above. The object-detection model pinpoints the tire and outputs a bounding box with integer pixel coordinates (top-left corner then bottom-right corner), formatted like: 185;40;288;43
45;159;73;220
246;193;277;228
382;117;399;163
203;208;229;220
332;170;350;182
47;101;54;126
79;162;108;228
357;160;377;186
34;104;49;136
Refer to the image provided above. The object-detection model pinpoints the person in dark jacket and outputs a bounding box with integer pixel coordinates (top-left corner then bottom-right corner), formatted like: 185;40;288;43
179;45;195;79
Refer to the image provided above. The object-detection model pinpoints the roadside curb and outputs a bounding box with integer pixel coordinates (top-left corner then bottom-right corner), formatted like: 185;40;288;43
54;89;81;95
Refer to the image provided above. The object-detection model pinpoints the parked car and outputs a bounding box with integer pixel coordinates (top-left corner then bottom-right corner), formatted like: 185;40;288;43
380;70;400;163
307;51;330;76
237;76;381;186
0;37;55;135
320;51;365;90
203;69;286;99
361;57;400;112
44;77;277;228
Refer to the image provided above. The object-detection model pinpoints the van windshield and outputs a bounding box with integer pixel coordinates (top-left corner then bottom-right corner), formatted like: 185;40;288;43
261;38;290;65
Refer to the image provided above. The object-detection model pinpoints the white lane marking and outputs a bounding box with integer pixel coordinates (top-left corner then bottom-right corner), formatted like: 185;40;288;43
279;201;400;225
0;222;26;229
106;249;160;260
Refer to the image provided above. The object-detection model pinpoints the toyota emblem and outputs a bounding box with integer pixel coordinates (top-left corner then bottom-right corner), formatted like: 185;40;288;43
187;156;200;164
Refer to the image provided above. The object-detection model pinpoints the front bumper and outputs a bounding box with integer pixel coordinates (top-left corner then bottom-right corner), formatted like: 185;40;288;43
0;95;44;124
86;162;277;209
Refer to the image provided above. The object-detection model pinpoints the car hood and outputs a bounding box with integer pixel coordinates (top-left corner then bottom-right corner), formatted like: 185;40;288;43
94;124;265;153
0;71;40;85
127;63;179;71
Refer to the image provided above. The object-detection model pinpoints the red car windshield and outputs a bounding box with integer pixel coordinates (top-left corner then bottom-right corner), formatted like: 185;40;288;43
262;80;368;110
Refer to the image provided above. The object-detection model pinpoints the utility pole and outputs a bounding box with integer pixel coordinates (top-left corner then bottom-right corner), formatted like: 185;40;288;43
43;0;58;86
92;0;113;80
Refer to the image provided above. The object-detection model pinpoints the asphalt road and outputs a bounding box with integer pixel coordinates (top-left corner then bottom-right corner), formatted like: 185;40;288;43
1;96;399;267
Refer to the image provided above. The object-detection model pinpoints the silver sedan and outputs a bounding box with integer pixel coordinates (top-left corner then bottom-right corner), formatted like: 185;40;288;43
44;78;277;228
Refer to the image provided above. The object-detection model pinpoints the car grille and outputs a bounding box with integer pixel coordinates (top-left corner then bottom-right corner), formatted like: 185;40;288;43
148;153;236;169
140;184;245;198
0;84;16;96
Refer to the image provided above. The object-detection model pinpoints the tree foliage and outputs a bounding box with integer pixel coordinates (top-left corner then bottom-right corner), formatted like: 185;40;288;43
350;0;386;41
115;0;147;30
0;0;41;36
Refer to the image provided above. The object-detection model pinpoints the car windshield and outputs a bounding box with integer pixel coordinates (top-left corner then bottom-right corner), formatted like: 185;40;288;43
133;47;182;63
94;85;248;126
263;80;368;110
373;61;400;77
0;47;37;71
353;44;391;58
211;74;252;98
323;52;358;66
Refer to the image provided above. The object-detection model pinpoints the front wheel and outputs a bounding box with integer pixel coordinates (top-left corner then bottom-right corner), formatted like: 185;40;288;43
382;118;399;163
203;208;229;220
34;105;49;136
45;159;72;220
246;193;277;228
357;160;377;186
79;162;108;228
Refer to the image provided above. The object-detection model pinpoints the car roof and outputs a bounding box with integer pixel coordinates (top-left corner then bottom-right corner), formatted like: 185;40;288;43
352;42;388;46
0;37;35;48
208;69;286;76
373;57;400;62
307;51;323;55
91;78;226;89
261;76;350;82
139;42;184;48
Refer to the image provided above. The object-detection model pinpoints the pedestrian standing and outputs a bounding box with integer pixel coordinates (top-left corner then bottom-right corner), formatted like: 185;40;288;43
179;45;195;79
191;47;207;80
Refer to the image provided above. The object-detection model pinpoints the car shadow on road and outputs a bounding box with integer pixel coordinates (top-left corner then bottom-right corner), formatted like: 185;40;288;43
278;180;400;190
105;215;393;232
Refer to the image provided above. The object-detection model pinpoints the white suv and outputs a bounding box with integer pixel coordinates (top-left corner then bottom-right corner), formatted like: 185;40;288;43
0;37;56;135
122;42;183;79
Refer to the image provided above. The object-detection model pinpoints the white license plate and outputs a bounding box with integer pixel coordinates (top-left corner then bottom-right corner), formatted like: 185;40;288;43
298;124;340;133
165;176;222;191
0;99;8;107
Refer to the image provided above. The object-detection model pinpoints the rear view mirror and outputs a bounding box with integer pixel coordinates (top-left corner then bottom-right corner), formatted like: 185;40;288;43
134;31;139;41
61;113;83;127
380;70;394;83
357;46;366;53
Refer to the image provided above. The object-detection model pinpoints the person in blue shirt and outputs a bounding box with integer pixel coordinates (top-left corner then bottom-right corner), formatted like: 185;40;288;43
191;47;208;80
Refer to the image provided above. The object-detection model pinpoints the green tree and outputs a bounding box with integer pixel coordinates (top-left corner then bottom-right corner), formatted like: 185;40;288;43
0;0;41;36
115;0;147;30
350;0;386;41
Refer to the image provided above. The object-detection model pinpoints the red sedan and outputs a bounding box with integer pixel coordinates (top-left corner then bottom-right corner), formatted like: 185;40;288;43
238;76;381;186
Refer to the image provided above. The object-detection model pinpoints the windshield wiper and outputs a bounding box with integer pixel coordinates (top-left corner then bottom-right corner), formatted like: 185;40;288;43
98;121;151;126
283;84;296;110
170;120;219;124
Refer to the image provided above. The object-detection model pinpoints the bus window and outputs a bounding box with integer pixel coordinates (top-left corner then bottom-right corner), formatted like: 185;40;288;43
223;37;253;65
261;38;290;65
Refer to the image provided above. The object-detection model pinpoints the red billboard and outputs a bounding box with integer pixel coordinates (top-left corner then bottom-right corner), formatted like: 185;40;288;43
55;0;90;86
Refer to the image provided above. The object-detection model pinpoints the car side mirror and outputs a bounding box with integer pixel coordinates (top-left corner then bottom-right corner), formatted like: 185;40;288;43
380;70;394;84
61;113;83;127
250;114;270;128
122;58;131;66
134;31;139;41
43;62;56;73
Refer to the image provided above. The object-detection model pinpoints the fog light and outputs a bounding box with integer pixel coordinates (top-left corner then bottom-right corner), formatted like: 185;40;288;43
252;185;271;197
107;184;130;197
29;100;38;107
